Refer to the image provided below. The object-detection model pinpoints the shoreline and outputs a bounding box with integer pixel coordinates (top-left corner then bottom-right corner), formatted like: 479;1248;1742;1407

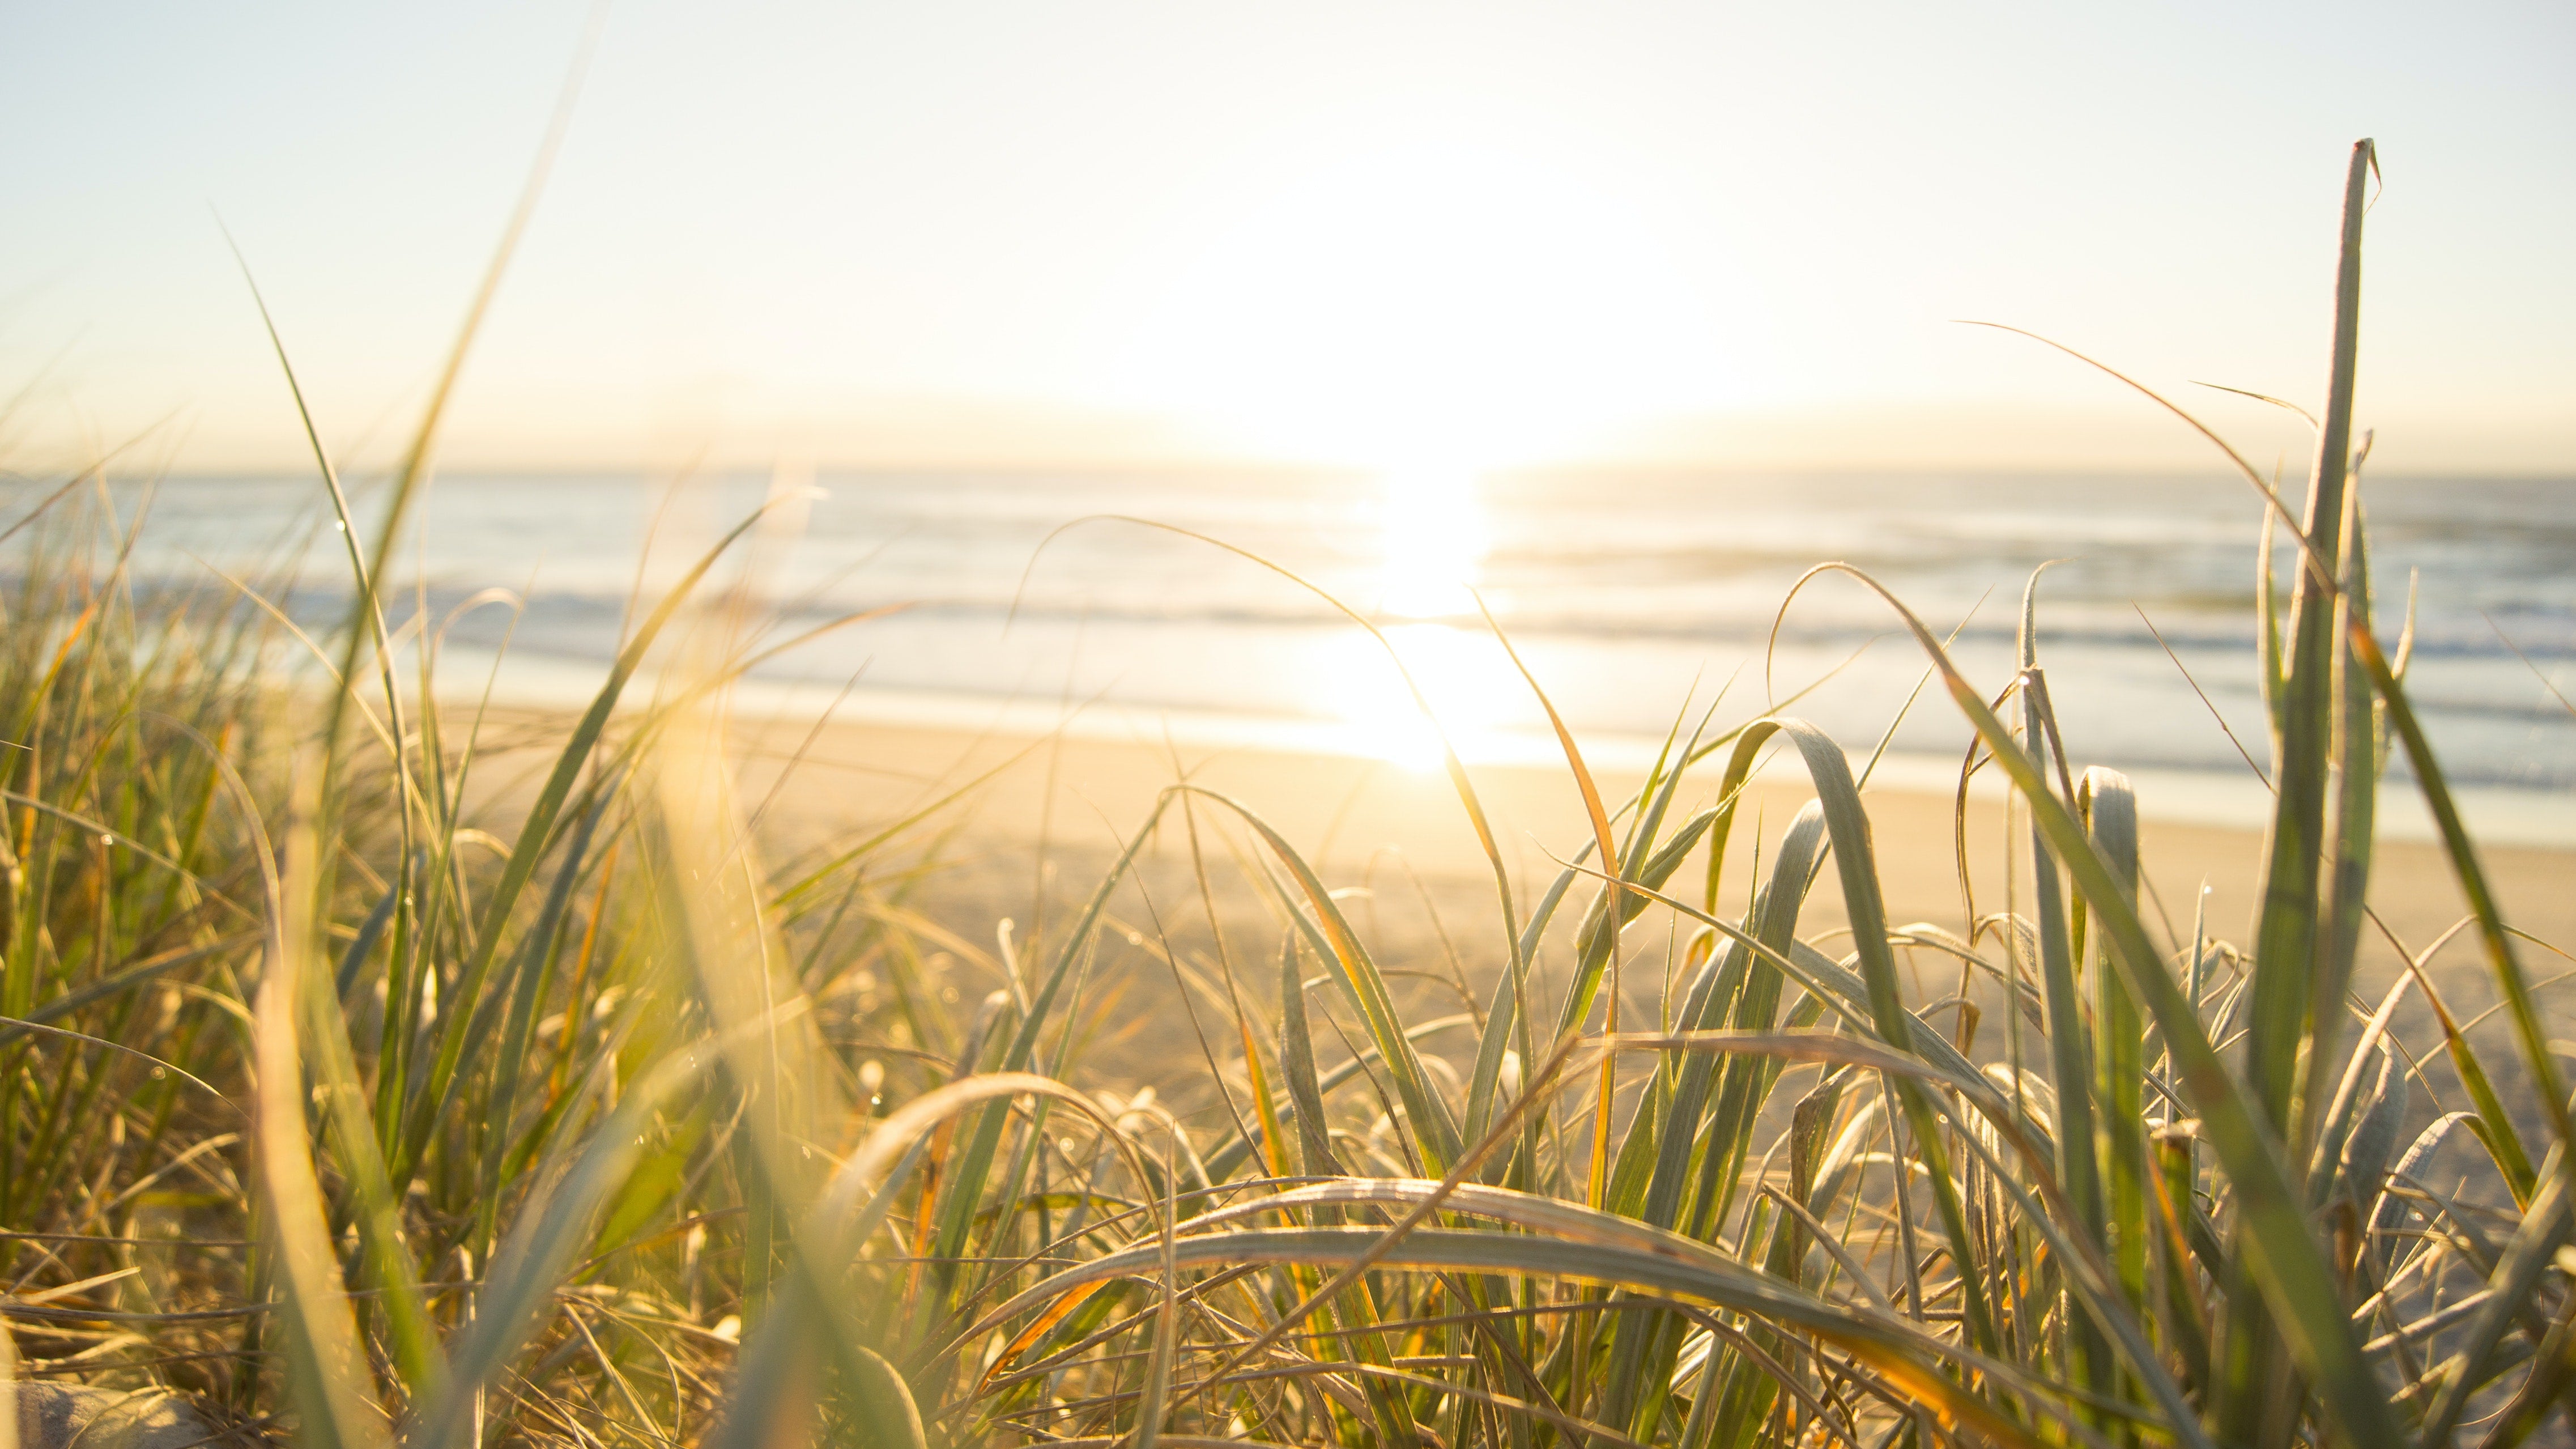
440;649;2576;848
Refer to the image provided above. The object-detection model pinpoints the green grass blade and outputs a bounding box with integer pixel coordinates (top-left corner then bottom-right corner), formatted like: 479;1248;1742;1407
2080;770;2151;1327
1767;718;2002;1360
1813;562;2408;1449
471;789;613;1253
1278;937;1339;1178
2243;143;2376;1151
2018;610;2115;1409
2302;490;2378;1159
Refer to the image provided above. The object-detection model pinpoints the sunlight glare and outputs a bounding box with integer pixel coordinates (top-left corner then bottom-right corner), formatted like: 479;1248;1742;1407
1378;462;1487;619
1114;138;1721;468
1329;623;1516;772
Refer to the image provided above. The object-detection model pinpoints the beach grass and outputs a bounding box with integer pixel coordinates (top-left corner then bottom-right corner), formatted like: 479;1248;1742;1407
3;138;2570;1448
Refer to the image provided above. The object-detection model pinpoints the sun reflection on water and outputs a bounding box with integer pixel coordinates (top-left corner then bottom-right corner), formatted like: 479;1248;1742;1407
1327;465;1514;769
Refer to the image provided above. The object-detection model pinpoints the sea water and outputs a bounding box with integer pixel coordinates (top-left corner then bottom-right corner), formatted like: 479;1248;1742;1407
23;468;2576;843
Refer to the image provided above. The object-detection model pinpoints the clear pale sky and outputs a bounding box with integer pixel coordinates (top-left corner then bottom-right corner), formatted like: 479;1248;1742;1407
3;1;2570;477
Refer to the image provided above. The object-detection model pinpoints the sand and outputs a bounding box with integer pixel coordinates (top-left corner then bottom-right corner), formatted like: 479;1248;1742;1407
406;692;2576;1149
724;718;2565;942
709;715;2576;1069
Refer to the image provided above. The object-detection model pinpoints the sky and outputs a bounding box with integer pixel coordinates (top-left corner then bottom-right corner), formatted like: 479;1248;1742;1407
2;0;2571;477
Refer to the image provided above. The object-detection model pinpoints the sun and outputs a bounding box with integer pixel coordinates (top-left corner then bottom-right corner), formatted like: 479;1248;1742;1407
1112;137;1717;468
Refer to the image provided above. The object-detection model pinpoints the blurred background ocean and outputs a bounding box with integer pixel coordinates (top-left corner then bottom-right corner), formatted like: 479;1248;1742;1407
32;466;2576;842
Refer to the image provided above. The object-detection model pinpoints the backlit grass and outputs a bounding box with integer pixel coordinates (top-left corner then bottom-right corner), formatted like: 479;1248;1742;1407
2;139;2569;1449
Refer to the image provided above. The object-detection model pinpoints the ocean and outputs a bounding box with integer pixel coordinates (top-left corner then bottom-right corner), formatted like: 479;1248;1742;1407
28;466;2576;844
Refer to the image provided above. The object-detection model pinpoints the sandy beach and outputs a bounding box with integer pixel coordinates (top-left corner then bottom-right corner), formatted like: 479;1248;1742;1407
689;712;2576;1095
